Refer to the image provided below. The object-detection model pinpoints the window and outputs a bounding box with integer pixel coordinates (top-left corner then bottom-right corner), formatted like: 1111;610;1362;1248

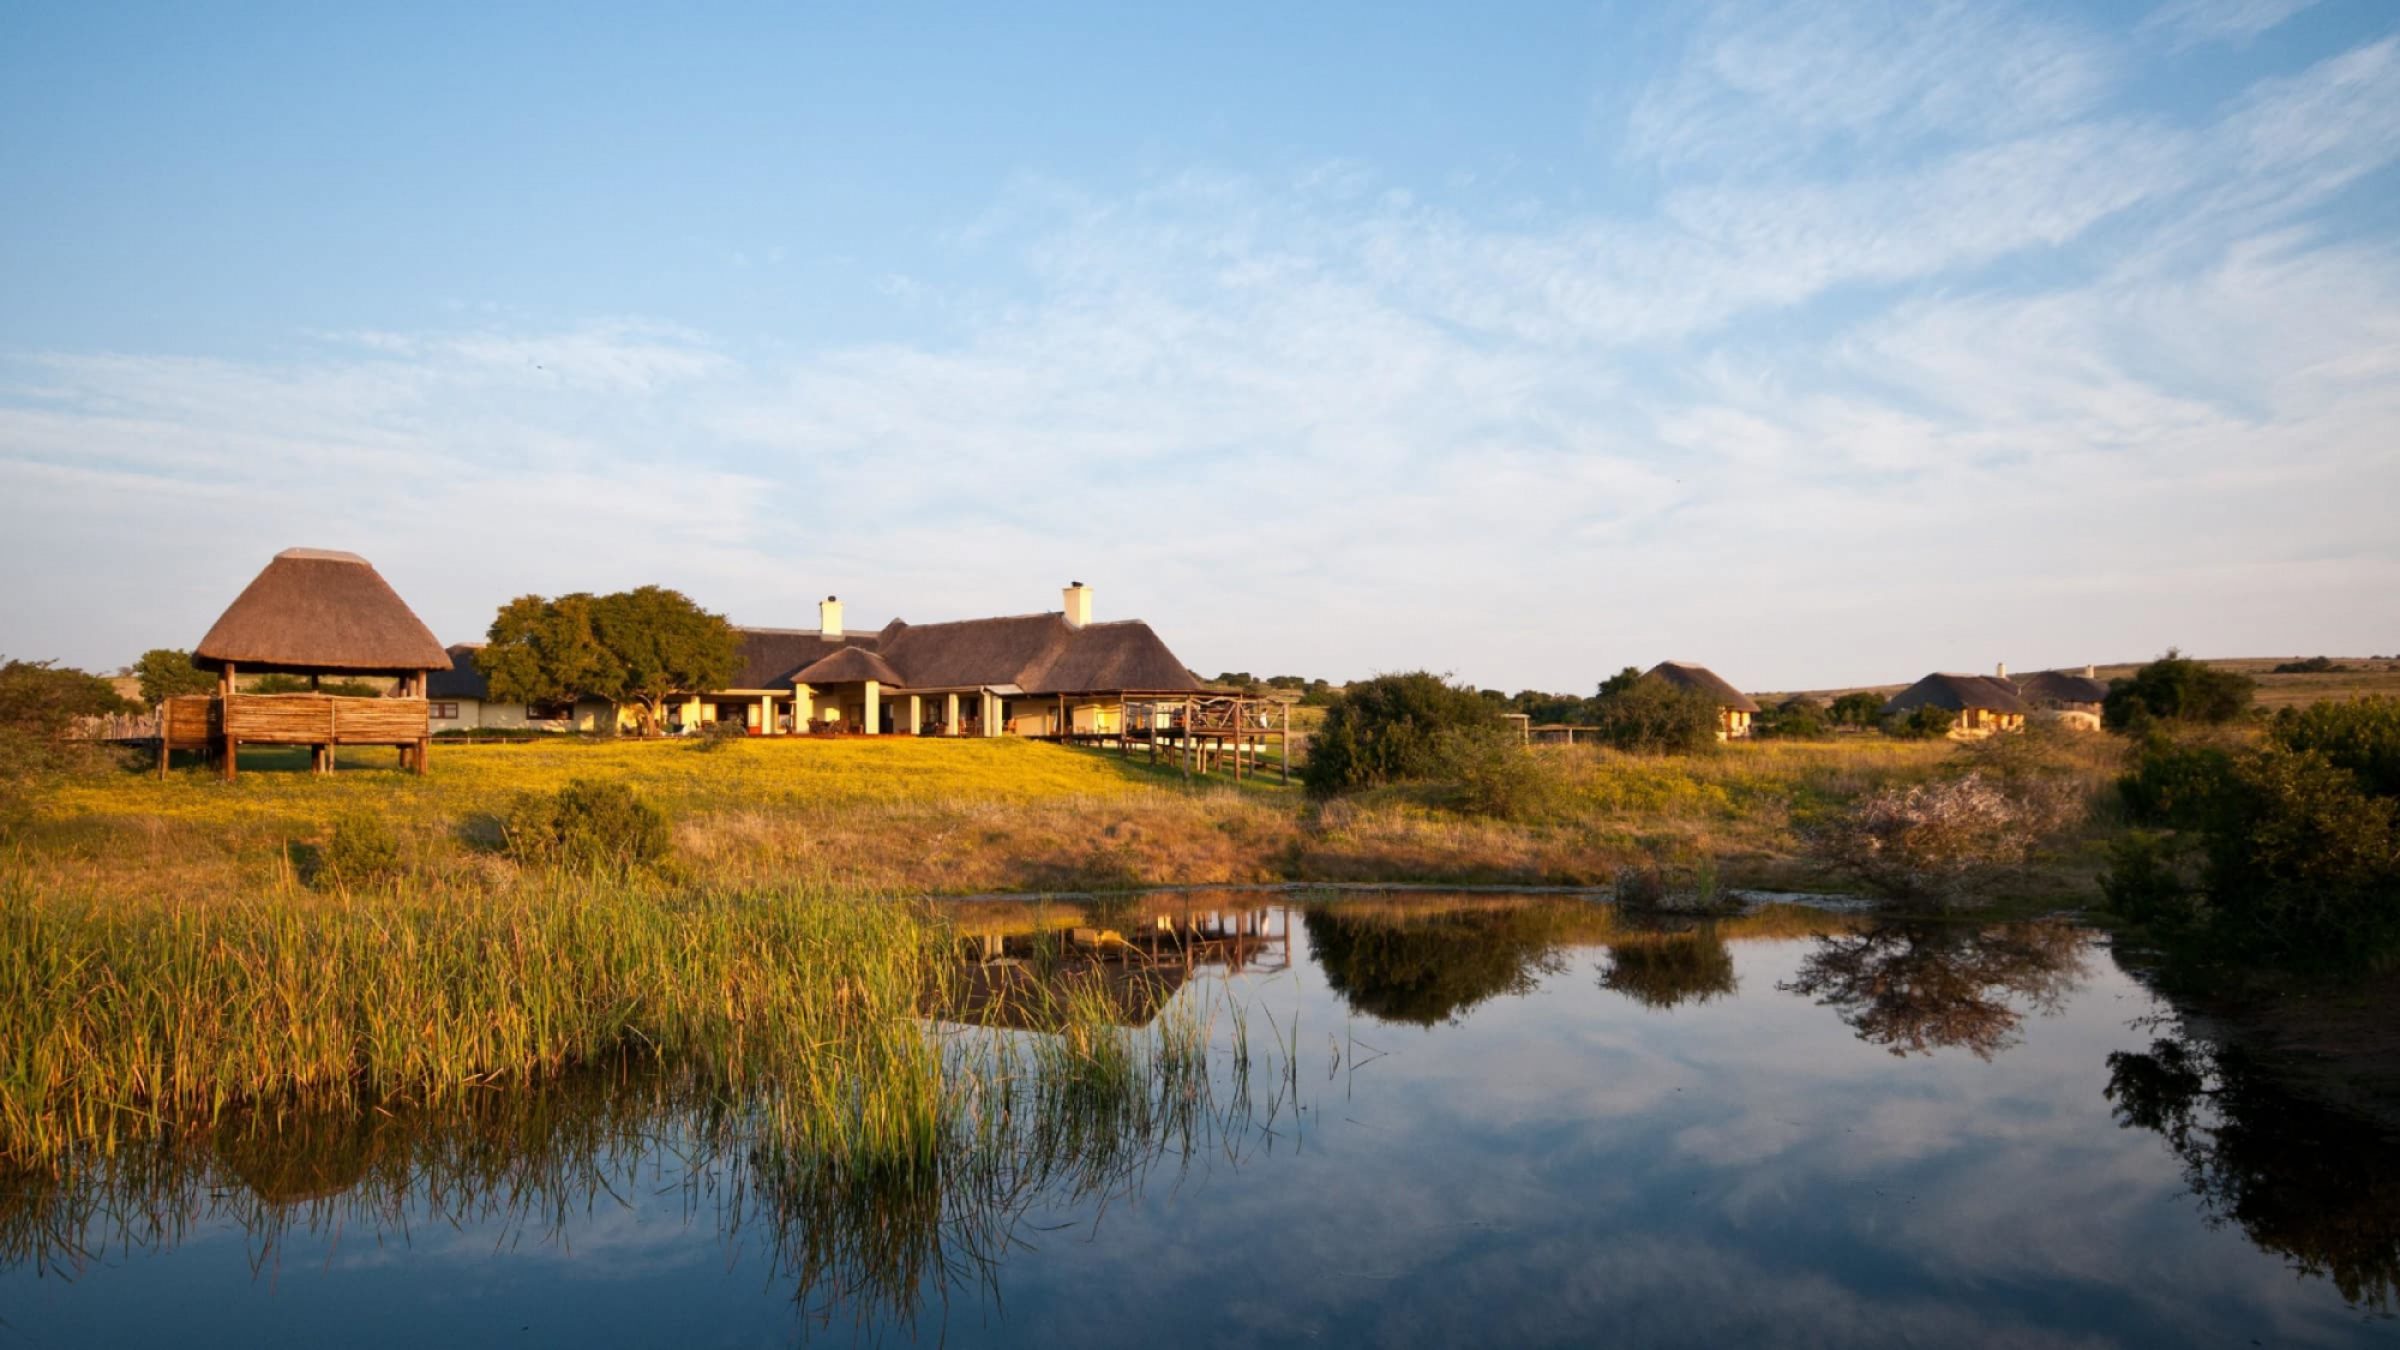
429;702;461;720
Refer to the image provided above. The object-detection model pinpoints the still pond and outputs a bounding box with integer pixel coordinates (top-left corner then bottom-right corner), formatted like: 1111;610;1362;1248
4;891;2394;1347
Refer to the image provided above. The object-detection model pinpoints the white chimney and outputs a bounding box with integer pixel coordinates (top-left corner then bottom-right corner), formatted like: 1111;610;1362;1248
1996;661;2008;679
819;595;843;638
2084;663;2096;679
1062;581;1093;629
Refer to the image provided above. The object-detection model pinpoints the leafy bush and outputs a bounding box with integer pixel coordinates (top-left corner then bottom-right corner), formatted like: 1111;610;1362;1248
2105;698;2400;970
2270;695;2400;798
318;812;405;889
2199;745;2400;963
2271;656;2351;674
0;658;130;782
1589;667;1719;755
1807;773;2033;904
504;779;673;872
1829;691;1888;728
1301;672;1505;795
1756;697;1829;740
1888;704;1955;740
691;717;750;753
1437;730;1569;823
2103;650;2255;732
2117;731;2239;828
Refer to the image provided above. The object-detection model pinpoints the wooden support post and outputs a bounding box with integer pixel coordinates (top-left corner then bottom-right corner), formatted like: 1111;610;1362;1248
1057;693;1066;741
219;662;237;781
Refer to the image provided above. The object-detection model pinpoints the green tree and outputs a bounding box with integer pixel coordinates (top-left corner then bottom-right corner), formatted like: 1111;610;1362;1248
1588;667;1718;755
1756;696;1829;740
1830;691;1887;728
1300;671;1504;795
478;592;624;717
132;648;215;707
588;586;739;737
2103;649;2256;732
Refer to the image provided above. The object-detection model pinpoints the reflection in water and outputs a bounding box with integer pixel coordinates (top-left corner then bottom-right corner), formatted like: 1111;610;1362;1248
1780;922;2089;1059
1597;926;1740;1010
11;892;2398;1344
1;1008;1269;1335
2107;1020;2400;1312
1302;900;1595;1026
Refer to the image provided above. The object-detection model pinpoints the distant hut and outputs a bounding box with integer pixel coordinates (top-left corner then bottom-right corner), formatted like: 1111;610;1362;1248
182;548;451;778
1881;673;2029;739
2013;666;2108;732
1644;662;1762;740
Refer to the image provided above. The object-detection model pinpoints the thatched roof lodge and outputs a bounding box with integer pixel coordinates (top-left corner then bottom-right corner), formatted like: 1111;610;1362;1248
1882;672;2030;739
178;548;448;778
698;583;1204;739
1644;661;1761;739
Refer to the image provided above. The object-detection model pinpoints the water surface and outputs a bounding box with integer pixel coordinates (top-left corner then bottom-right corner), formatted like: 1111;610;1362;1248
5;891;2394;1347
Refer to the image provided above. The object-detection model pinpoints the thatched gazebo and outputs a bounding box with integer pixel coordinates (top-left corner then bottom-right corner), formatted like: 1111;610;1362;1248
173;548;451;779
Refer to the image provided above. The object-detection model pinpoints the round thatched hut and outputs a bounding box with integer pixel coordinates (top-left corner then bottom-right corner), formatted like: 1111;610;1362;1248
1643;661;1763;740
177;548;452;778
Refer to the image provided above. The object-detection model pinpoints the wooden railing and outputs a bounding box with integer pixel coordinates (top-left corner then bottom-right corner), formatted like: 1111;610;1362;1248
220;694;430;745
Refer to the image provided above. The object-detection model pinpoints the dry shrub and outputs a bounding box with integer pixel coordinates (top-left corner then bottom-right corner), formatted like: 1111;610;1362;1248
1951;722;2110;835
1808;772;2033;904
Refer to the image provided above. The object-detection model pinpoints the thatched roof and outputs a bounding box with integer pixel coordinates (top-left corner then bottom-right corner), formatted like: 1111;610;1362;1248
194;548;451;673
877;613;1064;689
792;645;907;687
427;644;489;700
1883;673;2030;716
730;627;875;690
2015;670;2108;707
1644;662;1760;713
1025;620;1205;694
875;612;1202;694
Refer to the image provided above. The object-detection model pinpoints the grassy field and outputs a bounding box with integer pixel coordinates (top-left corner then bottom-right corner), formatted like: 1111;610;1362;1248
10;730;2108;903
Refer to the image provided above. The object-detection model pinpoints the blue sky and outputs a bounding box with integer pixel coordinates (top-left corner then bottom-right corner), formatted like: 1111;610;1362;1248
4;0;2396;691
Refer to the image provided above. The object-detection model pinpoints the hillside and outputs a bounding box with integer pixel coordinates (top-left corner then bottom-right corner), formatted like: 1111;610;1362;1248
1755;655;2400;711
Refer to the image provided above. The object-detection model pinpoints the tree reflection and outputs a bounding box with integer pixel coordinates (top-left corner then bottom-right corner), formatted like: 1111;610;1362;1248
1598;928;1739;1010
2107;1029;2400;1312
1303;901;1594;1026
1781;922;2089;1059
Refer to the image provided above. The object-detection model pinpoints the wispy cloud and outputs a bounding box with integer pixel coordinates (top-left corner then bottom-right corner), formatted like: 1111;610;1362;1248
2143;0;2321;50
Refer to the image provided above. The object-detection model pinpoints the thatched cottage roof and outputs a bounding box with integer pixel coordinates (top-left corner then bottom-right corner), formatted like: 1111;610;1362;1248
194;548;451;673
792;645;907;687
1883;673;2030;717
2015;670;2109;707
1644;662;1761;713
730;627;875;690
873;612;1202;695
